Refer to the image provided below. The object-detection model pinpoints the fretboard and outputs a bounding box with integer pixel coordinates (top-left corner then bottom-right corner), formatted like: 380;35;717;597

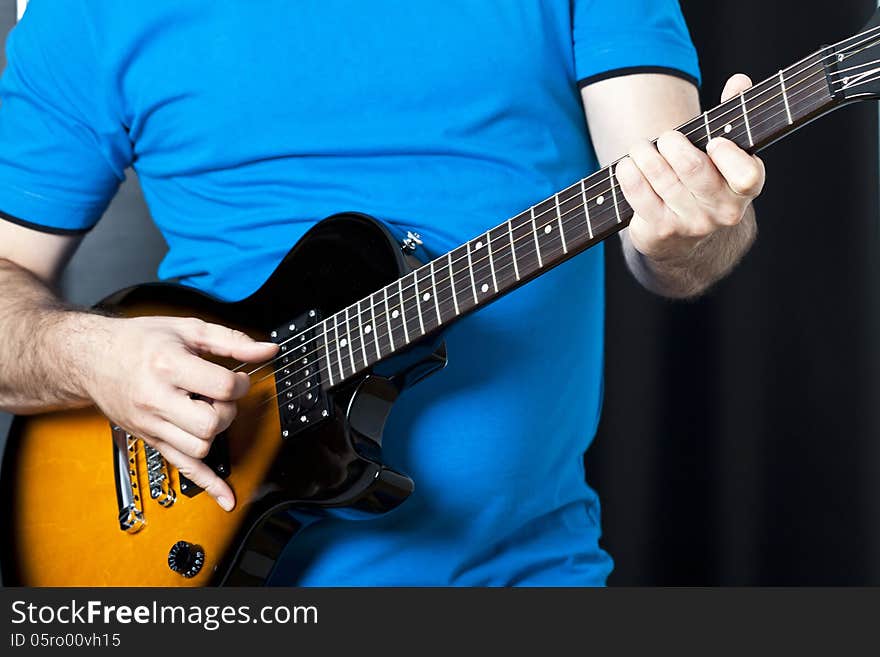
315;48;839;389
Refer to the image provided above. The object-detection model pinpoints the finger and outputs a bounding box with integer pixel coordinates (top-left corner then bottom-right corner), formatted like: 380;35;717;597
720;73;753;102
157;391;237;444
615;157;665;222
178;319;279;362
707;138;766;198
172;352;251;401
628;139;699;219
656;130;726;204
150;435;236;511
144;416;213;460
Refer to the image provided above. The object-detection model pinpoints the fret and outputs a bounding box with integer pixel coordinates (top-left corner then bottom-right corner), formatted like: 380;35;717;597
383;286;396;352
366;295;381;361
508;211;538;277
343;306;357;373
583;171;617;236
428;260;442;325
434;254;457;321
449;245;476;313
451;244;474;312
704;97;747;149
580;179;593;239
740;91;754;147
402;273;423;339
321;320;335;388
533;197;565;262
489;223;517;288
779;70;793;124
470;236;497;301
465;241;479;304
530;207;543;268
740;82;776;147
702;111;711;142
485;230;499;291
506;219;521;280
355;301;369;369
412;271;425;335
397;277;410;344
608;168;622;224
554;195;567;253
447;251;460;316
557;183;588;249
414;265;440;333
332;312;346;382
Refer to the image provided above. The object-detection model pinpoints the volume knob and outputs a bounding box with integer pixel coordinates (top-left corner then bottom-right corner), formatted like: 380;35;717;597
167;541;205;578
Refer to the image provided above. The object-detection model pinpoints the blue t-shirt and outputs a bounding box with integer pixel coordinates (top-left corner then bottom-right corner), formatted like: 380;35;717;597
0;1;699;585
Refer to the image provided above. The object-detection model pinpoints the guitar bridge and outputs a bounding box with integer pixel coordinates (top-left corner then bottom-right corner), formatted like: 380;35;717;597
112;426;146;533
271;308;330;438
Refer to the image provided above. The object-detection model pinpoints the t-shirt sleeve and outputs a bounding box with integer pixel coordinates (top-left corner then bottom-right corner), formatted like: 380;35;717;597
572;0;701;89
0;0;132;234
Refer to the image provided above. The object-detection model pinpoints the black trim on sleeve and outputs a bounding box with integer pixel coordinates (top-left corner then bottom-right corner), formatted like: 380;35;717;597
577;66;700;90
0;209;92;236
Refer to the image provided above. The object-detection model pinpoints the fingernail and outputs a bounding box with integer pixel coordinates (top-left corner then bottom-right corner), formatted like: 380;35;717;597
217;495;233;511
706;138;723;154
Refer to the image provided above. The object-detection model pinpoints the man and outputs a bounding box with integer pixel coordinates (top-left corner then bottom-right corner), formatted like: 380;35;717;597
0;1;763;585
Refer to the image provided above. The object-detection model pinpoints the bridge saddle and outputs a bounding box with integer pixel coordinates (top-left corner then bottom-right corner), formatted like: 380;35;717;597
271;308;331;439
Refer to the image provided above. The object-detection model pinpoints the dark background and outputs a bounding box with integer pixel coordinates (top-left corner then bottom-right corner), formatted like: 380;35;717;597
1;0;878;585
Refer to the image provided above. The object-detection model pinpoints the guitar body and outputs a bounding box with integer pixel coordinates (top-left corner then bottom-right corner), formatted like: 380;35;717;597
0;213;446;586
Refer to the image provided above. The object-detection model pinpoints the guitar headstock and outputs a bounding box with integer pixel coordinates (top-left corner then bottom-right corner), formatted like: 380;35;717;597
831;8;880;101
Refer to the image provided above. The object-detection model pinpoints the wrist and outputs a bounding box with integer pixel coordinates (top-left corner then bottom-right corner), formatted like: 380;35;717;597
47;310;118;405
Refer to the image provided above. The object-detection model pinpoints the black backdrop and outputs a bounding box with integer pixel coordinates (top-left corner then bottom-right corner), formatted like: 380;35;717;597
590;0;880;585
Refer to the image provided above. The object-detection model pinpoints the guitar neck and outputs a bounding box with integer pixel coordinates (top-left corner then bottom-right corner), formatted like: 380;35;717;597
318;48;841;389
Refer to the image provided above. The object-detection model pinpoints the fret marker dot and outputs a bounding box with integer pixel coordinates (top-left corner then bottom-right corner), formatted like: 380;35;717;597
340;338;348;348
423;292;430;301
597;195;605;205
475;241;483;250
392;310;399;319
724;124;732;134
481;283;489;293
365;324;372;334
544;225;552;234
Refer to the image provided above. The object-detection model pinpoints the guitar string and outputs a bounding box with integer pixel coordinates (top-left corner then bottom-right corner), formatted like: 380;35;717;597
244;62;833;389
233;35;871;377
242;38;880;382
257;71;836;403
126;31;880;472
249;65;834;394
265;59;874;402
260;74;845;409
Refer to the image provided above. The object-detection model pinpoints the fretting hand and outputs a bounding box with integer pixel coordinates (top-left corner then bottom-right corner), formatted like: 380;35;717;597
615;74;766;263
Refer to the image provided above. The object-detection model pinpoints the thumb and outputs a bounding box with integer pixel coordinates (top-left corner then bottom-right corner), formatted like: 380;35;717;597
179;319;279;362
720;73;753;102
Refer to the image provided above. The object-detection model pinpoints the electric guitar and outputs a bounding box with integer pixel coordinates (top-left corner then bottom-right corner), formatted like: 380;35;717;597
3;11;880;586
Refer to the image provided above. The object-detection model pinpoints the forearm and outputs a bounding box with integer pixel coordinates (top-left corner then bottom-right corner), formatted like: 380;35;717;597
622;204;757;299
0;258;105;413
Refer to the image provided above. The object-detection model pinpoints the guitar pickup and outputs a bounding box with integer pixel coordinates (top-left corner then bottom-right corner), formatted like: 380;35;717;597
272;308;330;438
178;431;230;498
